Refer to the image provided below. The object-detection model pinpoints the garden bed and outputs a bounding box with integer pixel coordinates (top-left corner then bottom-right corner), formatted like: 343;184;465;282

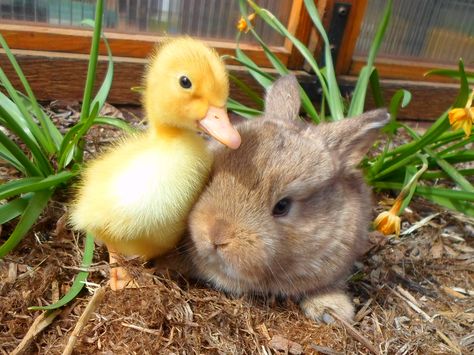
1;103;473;354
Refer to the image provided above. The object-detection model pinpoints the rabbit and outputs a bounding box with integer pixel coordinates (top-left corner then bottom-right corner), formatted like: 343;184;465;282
159;75;389;322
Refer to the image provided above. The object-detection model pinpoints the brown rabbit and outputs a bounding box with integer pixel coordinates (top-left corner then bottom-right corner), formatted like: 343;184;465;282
164;75;389;322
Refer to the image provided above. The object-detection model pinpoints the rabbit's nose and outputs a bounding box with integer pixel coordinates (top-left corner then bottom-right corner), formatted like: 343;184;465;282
210;218;232;249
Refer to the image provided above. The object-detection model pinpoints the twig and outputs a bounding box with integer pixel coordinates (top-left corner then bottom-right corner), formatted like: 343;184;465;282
310;343;343;355
62;286;106;355
436;329;462;355
11;309;62;355
390;287;433;322
121;322;162;335
328;310;380;355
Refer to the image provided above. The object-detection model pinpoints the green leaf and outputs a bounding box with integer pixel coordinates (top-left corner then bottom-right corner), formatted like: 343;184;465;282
425;67;474;83
227;98;263;119
0;98;52;175
400;123;474;193
0;36;56;155
0;194;32;224
79;0;104;123
242;1;325;121
0;127;42;176
0;35;62;152
348;0;392;116
29;233;95;310
303;0;344;120
389;89;412;120
245;28;319;122
232;46;274;89
453;60;470;107
369;68;385;107
0;171;76;200
58;102;100;170
228;73;264;108
0;189;53;258
94;117;135;133
0;141;26;174
90;35;114;115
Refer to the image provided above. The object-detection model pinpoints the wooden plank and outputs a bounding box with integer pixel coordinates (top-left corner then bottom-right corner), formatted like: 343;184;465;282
0;50;457;121
286;0;315;69
339;75;458;120
349;57;470;83
0;49;266;107
335;0;368;74
0;23;289;68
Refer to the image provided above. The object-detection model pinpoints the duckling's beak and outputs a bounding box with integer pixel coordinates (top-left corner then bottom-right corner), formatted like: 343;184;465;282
198;106;241;149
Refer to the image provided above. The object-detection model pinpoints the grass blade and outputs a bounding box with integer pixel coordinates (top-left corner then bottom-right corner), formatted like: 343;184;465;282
230;48;274;89
348;0;392;116
0;171;76;200
0;35;62;151
94;117;135;133
246;28;319;122
90;36;114;114
303;0;344;120
242;1;324;121
29;233;95;310
0;127;42;176
0;141;26;174
452;60;469;107
79;0;104;122
0;189;53;258
0;194;32;224
228;73;264;108
369;68;385;107
227;98;263;118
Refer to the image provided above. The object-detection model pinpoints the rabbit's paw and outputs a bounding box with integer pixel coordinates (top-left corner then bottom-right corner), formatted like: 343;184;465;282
300;291;354;323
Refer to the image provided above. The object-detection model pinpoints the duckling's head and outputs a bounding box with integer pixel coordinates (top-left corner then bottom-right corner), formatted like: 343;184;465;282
144;37;241;149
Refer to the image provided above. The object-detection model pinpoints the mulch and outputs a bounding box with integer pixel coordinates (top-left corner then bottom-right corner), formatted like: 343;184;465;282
0;103;472;354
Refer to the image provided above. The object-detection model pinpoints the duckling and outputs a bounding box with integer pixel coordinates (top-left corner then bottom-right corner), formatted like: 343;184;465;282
70;37;241;290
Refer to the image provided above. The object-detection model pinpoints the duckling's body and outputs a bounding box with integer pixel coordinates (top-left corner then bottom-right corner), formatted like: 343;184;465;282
69;37;241;290
71;130;212;258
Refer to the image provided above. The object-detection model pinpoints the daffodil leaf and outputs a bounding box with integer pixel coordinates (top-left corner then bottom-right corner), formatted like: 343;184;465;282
453;60;469;108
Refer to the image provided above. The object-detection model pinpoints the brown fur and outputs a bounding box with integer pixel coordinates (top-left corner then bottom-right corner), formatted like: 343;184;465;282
160;75;389;322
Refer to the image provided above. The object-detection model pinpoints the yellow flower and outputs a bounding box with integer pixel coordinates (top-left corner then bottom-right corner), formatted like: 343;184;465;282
449;90;474;137
237;13;256;32
373;197;402;236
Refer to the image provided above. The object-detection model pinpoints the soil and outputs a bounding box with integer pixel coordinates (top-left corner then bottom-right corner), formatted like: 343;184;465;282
0;103;473;354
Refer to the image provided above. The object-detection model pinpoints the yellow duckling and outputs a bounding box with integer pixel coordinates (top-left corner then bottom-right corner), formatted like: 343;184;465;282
70;37;241;290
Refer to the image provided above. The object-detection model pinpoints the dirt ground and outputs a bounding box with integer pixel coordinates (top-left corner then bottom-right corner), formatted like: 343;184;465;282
0;103;473;354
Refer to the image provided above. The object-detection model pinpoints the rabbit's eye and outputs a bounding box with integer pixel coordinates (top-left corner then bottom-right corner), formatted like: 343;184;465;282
272;198;292;217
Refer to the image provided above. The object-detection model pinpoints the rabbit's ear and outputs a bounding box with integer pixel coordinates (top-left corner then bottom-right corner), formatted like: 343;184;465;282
264;75;301;121
322;109;390;166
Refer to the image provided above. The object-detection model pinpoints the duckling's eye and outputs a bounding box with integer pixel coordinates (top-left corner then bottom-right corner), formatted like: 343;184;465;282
179;75;192;89
272;198;292;217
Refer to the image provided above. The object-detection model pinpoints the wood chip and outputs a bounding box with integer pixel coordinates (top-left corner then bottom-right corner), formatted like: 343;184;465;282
11;309;62;355
328;310;380;355
258;323;271;341
430;239;444;259
401;213;439;236
310;344;343;355
441;286;467;299
451;287;474;297
7;263;17;283
436;329;462;355
62;287;106;355
269;335;303;355
121;322;162;335
391;287;433;322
